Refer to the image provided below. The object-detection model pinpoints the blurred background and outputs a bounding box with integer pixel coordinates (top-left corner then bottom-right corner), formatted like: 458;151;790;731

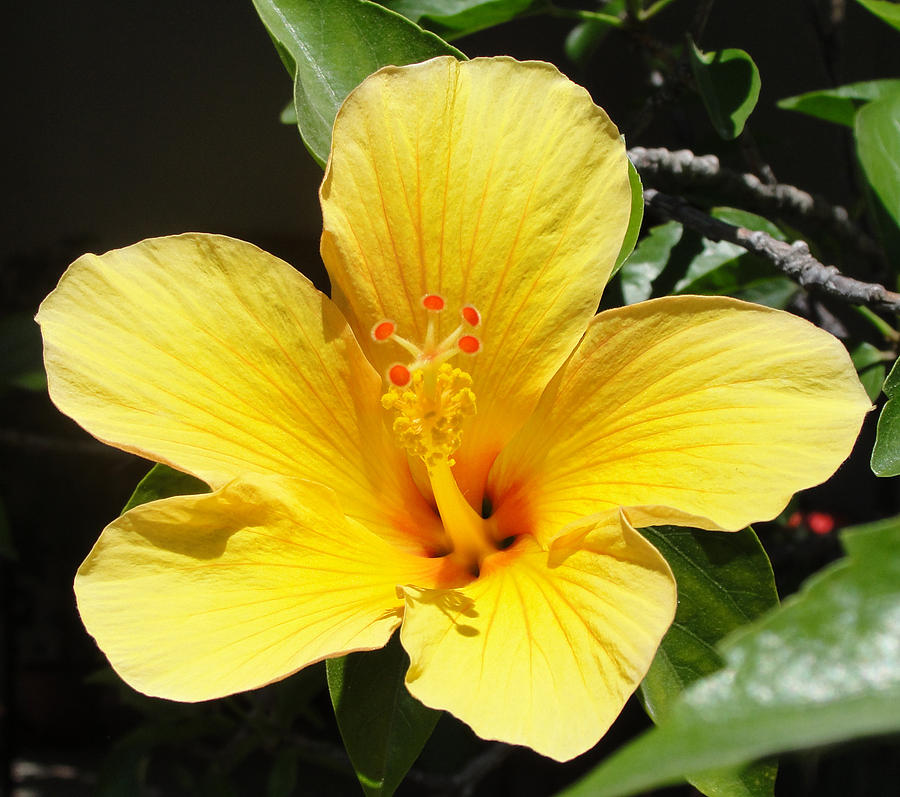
3;1;899;794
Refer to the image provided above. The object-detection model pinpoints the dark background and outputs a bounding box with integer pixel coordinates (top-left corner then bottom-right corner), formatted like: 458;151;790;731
3;1;899;795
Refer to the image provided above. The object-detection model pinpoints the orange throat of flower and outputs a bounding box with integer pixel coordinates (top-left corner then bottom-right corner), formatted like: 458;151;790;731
376;294;499;573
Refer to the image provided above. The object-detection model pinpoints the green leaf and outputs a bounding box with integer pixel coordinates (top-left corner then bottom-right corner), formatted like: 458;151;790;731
327;635;441;796
560;515;900;797
872;355;900;476
382;0;539;40
252;0;463;167
674;208;798;308
689;41;761;140
279;101;297;125
122;463;210;514
564;2;625;65
674;237;746;291
639;526;778;797
0;313;46;392
855;88;900;230
777;79;900;127
854;0;900;31
851;342;889;402
611;157;644;276
618;221;683;304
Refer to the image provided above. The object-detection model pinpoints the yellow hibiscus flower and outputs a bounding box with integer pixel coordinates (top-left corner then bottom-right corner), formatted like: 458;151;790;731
37;56;869;761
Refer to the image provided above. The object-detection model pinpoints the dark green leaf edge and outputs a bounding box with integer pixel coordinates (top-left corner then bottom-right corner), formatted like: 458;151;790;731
327;636;441;796
871;355;900;476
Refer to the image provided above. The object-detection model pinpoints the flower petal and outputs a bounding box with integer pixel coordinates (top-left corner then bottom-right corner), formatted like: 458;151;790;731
75;475;458;701
320;56;631;490
488;296;871;539
37;233;442;552
398;512;676;761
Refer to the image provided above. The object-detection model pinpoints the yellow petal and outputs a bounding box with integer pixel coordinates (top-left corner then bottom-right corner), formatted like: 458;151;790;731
488;296;871;539
398;512;676;761
320;56;632;492
75;475;457;701
37;233;442;552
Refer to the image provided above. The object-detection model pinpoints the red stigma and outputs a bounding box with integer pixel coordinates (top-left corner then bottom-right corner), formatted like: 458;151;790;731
458;335;481;354
462;305;481;326
388;364;411;386
372;321;395;341
422;294;445;311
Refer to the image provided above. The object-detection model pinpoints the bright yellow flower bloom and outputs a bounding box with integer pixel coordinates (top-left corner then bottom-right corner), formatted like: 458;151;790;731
37;57;869;761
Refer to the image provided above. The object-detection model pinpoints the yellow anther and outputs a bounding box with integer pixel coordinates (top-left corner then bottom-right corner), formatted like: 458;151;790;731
381;363;476;467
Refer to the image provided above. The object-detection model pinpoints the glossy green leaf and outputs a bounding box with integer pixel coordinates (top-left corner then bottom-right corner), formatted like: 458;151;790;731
854;0;900;30
561;515;900;797
672;208;797;308
382;0;539;39
611;157;644;275
674;236;746;292
252;0;463;166
639;526;778;797
678;253;800;307
851;342;889;402
715;207;786;239
618;221;683;304
855;89;900;230
777;79;900;127
122;463;210;514
689;41;761;140
328;635;441;796
872;356;900;476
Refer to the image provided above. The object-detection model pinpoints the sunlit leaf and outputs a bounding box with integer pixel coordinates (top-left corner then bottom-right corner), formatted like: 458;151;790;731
382;0;539;39
328;635;441;796
618;221;683;304
689;41;761;140
611;157;644;275
122;463;209;514
872;355;900;476
252;0;463;166
639;526;778;797
854;0;900;31
671;209;797;308
561;516;900;797
851;342;889;402
777;79;900;127
855;88;900;230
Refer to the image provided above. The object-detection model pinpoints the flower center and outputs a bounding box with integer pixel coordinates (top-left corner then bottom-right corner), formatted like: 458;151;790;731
381;364;476;468
376;294;496;570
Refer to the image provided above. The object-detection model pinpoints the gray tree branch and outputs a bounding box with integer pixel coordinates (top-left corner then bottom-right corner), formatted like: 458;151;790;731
642;188;900;313
628;146;885;264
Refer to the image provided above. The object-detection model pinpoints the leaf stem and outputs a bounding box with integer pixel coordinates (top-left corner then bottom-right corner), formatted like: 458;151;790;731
546;4;625;26
855;306;900;342
641;0;679;20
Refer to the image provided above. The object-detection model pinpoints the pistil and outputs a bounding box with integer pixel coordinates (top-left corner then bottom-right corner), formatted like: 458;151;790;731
377;293;494;568
428;459;496;569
